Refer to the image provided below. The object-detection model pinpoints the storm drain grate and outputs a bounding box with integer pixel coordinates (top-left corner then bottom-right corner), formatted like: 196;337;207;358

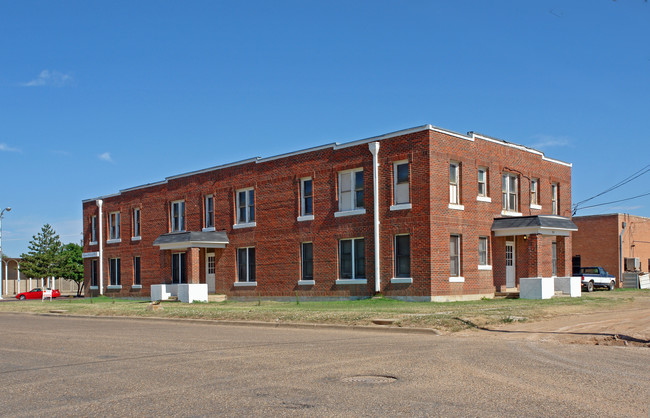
342;375;397;384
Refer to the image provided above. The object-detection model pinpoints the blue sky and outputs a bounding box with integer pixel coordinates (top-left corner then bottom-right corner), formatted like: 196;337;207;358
1;0;649;256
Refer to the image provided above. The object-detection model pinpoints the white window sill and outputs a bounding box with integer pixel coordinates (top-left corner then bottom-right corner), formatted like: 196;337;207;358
476;196;492;203
391;277;413;284
234;281;257;287
202;227;216;232
107;285;122;290
131;236;141;242
390;203;412;211
233;222;256;229
334;209;366;218
449;276;465;283
106;238;121;244
298;280;315;286
530;204;542;210
448;204;465;211
89;241;98;246
297;215;314;222
336;279;367;285
131;285;142;289
478;265;493;271
90;286;99;290
501;210;522;217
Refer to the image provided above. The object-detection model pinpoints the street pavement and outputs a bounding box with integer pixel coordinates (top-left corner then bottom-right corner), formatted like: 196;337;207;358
0;313;648;417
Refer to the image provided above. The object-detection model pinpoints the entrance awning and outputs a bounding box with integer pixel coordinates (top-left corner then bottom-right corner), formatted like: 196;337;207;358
491;215;578;237
153;230;229;250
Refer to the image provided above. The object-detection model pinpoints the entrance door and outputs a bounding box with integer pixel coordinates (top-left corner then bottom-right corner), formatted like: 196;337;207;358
505;241;515;288
206;253;216;293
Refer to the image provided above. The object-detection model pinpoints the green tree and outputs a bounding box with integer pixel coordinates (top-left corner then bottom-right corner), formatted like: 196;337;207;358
19;224;63;285
59;243;84;296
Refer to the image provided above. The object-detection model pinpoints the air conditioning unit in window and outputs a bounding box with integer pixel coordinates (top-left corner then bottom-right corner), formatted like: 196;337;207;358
625;257;640;272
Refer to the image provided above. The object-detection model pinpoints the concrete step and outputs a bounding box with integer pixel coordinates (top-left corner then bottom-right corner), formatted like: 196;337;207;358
208;294;227;302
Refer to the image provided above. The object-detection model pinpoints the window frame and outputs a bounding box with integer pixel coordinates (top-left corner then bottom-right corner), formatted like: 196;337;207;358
171;252;187;284
171;200;186;232
394;234;411;279
530;178;540;208
449;162;460;205
449;234;463;281
300;242;314;284
133;256;141;286
91;259;98;287
336;168;365;214
502;173;519;213
236;247;256;284
478;236;491;270
90;215;97;244
108;212;121;242
337;238;365;281
109;257;121;287
393;160;410;206
132;208;141;239
300;178;314;218
552;241;558;276
551;183;559;215
235;187;256;227
477;167;488;197
204;195;214;229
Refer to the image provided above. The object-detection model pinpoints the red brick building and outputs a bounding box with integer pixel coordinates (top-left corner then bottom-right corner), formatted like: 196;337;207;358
572;214;650;285
82;125;576;301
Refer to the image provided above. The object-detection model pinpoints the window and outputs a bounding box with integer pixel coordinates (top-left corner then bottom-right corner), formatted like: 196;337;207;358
133;256;141;286
394;161;410;205
91;259;98;287
339;238;365;279
479;237;489;266
237;247;256;282
449;162;460;204
502;173;518;212
205;195;214;229
109;212;120;240
301;178;313;216
478;167;488;197
109;258;121;286
338;169;364;211
552;241;558;276
171;201;185;232
450;235;461;277
133;208;141;238
395;235;410;278
551;183;559;215
301;242;313;281
530;178;539;206
236;188;255;224
91;216;97;243
171;253;186;284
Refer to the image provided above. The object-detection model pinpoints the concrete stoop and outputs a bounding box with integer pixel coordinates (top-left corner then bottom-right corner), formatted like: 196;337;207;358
208;294;227;302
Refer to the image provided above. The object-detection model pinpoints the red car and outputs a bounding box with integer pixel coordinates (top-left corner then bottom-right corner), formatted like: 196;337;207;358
16;288;61;300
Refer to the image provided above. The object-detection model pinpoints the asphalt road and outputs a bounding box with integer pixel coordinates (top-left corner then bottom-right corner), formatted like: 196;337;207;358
0;314;648;417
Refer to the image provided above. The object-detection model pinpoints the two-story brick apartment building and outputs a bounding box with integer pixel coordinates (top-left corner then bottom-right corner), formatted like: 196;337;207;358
82;125;576;301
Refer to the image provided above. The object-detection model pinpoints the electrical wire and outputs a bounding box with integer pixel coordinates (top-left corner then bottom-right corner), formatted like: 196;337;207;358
575;191;650;211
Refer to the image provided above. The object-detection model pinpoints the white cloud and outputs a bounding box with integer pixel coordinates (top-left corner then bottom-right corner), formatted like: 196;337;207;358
529;134;572;149
22;70;73;87
0;143;20;152
607;205;643;211
99;152;113;163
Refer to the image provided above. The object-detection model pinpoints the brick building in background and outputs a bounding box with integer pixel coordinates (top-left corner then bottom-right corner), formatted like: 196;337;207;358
572;214;650;285
82;125;576;301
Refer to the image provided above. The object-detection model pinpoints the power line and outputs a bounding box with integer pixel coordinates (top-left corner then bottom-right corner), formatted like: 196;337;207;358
576;191;650;212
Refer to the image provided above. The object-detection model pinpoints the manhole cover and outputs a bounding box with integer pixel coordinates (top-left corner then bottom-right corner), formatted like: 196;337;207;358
342;375;397;384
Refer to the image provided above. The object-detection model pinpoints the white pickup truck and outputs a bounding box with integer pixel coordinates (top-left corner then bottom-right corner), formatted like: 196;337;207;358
575;267;616;292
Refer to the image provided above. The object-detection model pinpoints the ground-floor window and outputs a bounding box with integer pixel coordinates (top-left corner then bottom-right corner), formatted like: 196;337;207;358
237;247;256;282
109;258;121;286
91;259;98;287
478;237;489;266
172;253;186;284
134;256;141;285
552;241;557;276
339;238;365;279
450;235;461;277
301;242;313;281
394;235;410;277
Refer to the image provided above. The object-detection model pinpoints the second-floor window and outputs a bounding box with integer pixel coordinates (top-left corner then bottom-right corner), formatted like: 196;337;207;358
478;167;487;197
133;208;141;237
339;169;364;211
236;188;255;224
531;178;539;206
551;183;559;215
301;178;313;216
109;212;120;240
502;173;518;212
91;215;97;243
171;200;185;232
449;162;460;204
394;161;410;205
205;195;214;228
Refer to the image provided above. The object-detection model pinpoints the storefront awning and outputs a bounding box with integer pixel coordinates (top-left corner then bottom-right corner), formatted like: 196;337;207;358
491;215;578;237
153;230;229;250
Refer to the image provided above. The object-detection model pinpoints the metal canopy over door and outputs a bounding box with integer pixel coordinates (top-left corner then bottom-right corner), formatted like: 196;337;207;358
206;252;216;293
505;241;515;288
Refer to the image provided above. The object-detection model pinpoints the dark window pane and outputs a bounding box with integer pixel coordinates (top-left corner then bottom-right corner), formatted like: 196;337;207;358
340;240;352;279
302;243;313;280
354;239;365;278
397;163;409;183
248;248;256;282
238;248;247;282
355;171;363;189
395;235;410;277
304;179;312;196
304;197;312;215
356;190;364;208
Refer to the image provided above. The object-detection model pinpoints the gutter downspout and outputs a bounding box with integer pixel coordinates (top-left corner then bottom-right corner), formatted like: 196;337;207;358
619;221;626;288
369;142;381;294
97;199;104;295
